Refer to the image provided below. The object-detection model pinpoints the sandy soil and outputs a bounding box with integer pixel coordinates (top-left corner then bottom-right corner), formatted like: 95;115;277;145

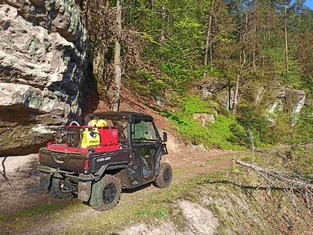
0;154;72;215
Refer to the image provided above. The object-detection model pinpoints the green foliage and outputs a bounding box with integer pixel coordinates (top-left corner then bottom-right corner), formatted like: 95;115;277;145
135;206;169;218
180;96;215;114
208;115;246;149
164;97;245;150
91;0;313;147
125;0;213;93
238;103;313;147
136;69;170;96
285;106;313;144
236;105;273;146
291;150;313;179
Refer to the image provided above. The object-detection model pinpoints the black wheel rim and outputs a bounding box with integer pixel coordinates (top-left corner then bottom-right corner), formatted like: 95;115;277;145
102;183;117;204
164;168;171;183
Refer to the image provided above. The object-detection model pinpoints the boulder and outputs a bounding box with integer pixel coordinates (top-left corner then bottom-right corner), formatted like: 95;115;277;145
193;113;216;126
0;0;88;155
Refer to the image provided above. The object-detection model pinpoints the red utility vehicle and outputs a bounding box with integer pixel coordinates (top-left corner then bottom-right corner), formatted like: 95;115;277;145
37;112;172;211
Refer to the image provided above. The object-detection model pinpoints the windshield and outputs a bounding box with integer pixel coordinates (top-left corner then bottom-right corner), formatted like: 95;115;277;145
132;119;157;144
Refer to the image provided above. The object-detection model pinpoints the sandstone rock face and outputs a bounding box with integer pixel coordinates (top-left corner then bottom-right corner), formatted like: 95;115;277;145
267;87;306;125
0;0;87;155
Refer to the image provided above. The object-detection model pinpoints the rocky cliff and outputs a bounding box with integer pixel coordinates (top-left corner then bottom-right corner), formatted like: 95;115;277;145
0;0;88;155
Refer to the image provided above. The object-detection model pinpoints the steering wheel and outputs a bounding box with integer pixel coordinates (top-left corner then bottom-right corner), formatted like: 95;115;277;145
69;121;80;126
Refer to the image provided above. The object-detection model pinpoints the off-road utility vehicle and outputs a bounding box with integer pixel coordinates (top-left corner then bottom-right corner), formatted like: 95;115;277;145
37;112;172;211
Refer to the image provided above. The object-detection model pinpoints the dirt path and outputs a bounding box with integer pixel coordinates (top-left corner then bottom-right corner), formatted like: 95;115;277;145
0;138;246;234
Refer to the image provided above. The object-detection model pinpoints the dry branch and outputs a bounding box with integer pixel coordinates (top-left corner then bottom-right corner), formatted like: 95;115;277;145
235;160;313;213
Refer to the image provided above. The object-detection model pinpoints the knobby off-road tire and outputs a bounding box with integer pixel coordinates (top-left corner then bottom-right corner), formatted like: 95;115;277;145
49;173;72;199
153;163;173;188
89;174;122;211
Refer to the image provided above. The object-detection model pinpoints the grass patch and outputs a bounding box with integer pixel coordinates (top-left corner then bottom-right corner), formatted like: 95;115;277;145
63;178;202;234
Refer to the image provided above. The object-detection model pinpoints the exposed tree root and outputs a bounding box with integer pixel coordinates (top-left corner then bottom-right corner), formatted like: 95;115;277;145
0;157;9;181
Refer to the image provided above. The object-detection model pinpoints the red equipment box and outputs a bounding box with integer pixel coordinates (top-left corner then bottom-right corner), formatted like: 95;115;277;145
47;142;120;153
98;127;119;146
46;126;120;153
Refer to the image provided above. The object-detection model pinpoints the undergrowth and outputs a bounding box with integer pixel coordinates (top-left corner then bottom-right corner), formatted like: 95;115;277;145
164;95;246;150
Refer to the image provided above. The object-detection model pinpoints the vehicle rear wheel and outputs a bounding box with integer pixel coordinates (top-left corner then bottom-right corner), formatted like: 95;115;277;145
153;163;172;188
49;173;73;199
89;174;121;211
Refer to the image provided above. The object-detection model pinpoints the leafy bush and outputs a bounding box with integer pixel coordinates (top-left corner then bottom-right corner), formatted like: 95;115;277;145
287;106;313;144
136;69;170;97
180;96;216;114
236;105;273;146
292;152;313;179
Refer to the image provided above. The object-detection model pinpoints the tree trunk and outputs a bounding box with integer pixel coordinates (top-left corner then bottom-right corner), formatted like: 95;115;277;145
1;157;9;181
160;6;166;44
284;6;289;76
111;0;122;112
204;0;215;68
228;81;232;110
233;71;240;114
233;12;248;114
253;16;257;73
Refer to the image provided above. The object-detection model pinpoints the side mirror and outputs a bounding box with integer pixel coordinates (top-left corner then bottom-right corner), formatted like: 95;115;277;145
163;132;168;142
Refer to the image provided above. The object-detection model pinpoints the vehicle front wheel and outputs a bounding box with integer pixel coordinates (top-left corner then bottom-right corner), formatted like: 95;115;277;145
89;174;121;211
153;163;173;188
49;173;73;199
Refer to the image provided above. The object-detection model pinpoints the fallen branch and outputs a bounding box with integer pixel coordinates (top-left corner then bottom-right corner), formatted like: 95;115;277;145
236;160;313;189
235;160;313;214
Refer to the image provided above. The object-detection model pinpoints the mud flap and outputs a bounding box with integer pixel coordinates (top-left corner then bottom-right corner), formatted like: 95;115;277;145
40;173;51;189
77;174;92;202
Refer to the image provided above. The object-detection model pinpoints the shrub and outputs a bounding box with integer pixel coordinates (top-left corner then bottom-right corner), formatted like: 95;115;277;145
180;96;216;114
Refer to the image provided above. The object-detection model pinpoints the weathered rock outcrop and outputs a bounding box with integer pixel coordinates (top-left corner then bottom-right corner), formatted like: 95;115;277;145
267;87;306;125
197;78;307;128
0;0;88;155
